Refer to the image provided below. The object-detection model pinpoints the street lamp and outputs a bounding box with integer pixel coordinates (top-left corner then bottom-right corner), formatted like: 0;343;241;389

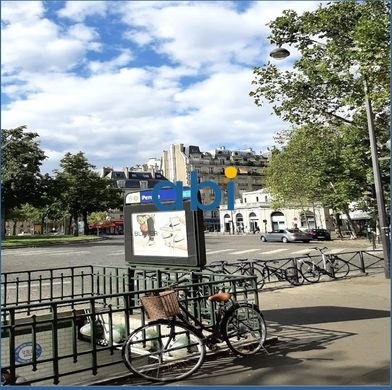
269;47;390;278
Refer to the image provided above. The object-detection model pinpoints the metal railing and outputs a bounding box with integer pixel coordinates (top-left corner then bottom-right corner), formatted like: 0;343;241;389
205;250;384;289
1;266;258;385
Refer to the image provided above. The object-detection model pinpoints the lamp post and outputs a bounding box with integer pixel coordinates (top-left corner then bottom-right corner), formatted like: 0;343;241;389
269;47;390;278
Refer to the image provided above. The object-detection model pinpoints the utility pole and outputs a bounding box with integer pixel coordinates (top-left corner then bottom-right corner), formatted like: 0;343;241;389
364;78;390;278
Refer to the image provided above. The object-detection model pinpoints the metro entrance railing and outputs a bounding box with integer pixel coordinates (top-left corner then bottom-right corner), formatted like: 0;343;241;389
1;267;258;385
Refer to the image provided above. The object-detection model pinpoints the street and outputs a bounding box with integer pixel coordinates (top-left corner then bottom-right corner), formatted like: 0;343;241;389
1;234;377;273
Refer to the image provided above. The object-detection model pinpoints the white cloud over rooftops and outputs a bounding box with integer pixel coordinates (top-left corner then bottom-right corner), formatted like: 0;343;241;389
2;0;323;173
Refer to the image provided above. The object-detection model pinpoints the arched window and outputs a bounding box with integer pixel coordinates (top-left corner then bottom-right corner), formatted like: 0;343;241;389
249;212;259;232
271;211;285;231
235;213;244;232
223;213;232;233
300;211;315;229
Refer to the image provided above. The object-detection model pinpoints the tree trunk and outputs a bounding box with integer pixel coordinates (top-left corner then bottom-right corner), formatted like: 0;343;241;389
73;213;79;237
67;217;72;235
1;210;7;239
83;211;89;236
344;208;358;239
41;215;45;235
12;221;17;236
334;213;343;238
312;202;318;229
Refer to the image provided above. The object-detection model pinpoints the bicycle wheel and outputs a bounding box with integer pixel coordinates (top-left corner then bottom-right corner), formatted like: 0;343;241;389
253;267;266;291
300;260;321;283
330;257;350;279
240;266;265;291
222;303;266;356
285;267;304;286
122;320;205;382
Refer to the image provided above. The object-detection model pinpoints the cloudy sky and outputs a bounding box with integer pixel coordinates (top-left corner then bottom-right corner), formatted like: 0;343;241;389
2;1;322;174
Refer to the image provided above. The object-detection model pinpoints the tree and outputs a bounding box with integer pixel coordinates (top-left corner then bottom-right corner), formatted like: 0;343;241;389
88;211;108;236
35;174;68;234
250;0;390;138
55;152;122;236
265;125;370;236
8;204;40;236
250;0;390;232
1;126;47;238
80;175;122;235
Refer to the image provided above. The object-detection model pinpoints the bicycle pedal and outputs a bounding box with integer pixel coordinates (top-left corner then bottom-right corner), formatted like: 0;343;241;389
207;344;219;352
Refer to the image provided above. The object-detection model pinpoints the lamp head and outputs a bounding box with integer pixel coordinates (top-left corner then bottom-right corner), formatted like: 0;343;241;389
269;47;290;59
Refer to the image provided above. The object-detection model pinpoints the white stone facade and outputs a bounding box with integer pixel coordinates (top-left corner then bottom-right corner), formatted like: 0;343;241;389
219;189;334;234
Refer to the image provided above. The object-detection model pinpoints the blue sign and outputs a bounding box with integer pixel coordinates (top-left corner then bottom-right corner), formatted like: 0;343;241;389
15;342;42;364
140;188;191;204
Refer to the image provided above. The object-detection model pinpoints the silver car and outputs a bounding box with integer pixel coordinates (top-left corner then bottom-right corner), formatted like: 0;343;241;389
260;229;312;243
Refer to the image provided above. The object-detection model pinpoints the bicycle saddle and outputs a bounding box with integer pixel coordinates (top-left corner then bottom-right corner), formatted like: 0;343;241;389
208;291;231;302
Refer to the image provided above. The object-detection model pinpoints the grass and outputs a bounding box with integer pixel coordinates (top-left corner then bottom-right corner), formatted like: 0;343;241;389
1;235;102;248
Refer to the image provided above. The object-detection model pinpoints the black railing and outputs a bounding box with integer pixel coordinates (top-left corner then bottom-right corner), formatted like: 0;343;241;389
1;267;258;385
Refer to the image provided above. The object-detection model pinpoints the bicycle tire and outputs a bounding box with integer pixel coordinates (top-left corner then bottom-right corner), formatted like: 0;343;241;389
222;303;267;356
300;260;321;283
330;257;350;279
253;267;266;291
122;320;205;382
239;266;265;291
285;267;304;286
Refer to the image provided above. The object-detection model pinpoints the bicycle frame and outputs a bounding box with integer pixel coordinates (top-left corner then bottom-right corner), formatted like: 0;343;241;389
300;247;339;278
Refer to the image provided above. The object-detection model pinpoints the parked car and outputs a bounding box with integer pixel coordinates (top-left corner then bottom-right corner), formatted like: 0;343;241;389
260;228;312;243
304;228;331;241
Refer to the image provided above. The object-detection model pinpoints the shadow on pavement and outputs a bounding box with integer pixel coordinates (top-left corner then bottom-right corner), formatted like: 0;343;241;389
110;322;356;386
263;306;390;325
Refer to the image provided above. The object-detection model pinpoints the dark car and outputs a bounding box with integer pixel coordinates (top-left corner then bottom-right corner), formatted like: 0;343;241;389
260;229;312;243
305;228;331;241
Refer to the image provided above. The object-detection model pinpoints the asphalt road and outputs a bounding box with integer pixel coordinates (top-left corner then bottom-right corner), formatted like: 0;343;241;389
1;234;376;273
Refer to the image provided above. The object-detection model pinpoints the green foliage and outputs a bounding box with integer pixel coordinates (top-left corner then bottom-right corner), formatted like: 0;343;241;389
250;0;390;215
250;0;390;137
88;211;108;225
266;125;369;212
55;152;122;235
9;204;41;223
1;126;47;219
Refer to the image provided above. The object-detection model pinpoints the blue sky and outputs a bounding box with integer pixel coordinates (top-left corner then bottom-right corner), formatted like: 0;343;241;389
2;1;323;174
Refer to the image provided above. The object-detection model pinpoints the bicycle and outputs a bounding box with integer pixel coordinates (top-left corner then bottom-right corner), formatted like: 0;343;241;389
205;259;265;291
298;247;350;283
122;278;267;382
253;260;305;289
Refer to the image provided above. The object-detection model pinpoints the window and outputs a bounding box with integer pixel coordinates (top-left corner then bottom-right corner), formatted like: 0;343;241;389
256;196;259;202
140;180;148;189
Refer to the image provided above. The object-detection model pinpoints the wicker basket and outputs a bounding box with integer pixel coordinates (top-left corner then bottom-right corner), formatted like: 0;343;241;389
141;290;180;321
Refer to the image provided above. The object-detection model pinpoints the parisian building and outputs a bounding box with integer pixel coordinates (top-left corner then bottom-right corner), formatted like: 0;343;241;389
219;189;335;234
161;144;269;231
99;166;167;226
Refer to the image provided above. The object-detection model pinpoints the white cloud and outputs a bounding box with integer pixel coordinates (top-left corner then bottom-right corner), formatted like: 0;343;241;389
1;15;100;74
88;49;134;74
57;1;108;22
1;0;44;23
2;0;327;173
123;30;154;46
2;65;285;173
119;1;322;69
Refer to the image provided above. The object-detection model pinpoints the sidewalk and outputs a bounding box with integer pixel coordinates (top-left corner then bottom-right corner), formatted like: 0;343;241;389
101;272;390;386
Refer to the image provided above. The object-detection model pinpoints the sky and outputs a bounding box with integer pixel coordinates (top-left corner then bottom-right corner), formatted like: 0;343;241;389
2;0;323;174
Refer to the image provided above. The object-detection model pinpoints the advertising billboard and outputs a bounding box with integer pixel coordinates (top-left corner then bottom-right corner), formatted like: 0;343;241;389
131;210;188;257
124;193;206;268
